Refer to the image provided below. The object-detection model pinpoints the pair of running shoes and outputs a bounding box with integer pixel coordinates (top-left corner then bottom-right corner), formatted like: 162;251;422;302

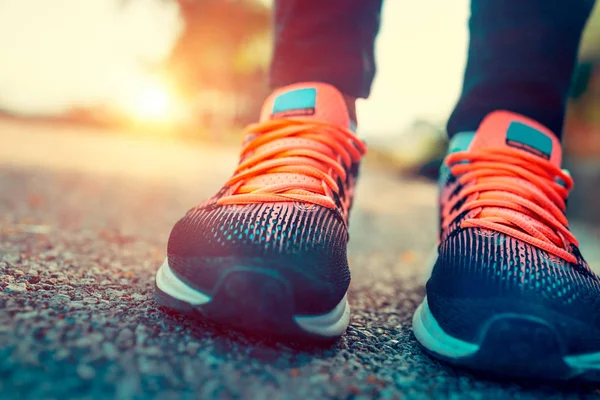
155;82;600;382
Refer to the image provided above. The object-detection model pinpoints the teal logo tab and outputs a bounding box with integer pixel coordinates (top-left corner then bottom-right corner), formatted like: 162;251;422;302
506;121;553;159
272;88;316;117
438;131;475;188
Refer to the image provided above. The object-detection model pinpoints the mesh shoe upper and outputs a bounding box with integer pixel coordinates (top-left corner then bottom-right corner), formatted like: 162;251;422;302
167;83;366;315
428;111;600;354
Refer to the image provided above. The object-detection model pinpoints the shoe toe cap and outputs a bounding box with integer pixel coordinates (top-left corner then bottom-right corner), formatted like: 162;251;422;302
165;202;351;314
427;231;600;354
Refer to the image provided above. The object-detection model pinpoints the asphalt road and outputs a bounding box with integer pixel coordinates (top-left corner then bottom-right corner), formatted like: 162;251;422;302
2;119;600;399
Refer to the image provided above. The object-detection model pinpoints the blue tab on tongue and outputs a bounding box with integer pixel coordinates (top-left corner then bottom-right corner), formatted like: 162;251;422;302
271;87;316;119
505;121;553;160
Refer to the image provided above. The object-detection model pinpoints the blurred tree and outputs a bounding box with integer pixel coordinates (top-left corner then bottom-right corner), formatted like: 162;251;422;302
580;2;600;62
565;1;600;159
164;0;272;98
156;0;273;132
120;0;272;131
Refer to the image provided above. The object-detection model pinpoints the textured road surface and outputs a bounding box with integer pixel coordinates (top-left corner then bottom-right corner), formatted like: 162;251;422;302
2;119;600;399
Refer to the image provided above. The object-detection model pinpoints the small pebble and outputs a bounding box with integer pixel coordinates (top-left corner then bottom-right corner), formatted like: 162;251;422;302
5;282;27;293
77;364;96;380
51;294;71;302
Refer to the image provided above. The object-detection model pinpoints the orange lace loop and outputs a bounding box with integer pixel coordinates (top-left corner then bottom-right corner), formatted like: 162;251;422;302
442;147;578;264
216;119;366;208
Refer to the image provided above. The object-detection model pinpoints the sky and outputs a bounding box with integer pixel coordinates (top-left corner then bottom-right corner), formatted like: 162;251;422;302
360;1;469;136
0;0;182;114
0;0;469;136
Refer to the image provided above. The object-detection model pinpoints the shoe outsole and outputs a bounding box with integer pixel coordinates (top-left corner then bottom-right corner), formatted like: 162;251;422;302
154;259;349;341
413;297;600;382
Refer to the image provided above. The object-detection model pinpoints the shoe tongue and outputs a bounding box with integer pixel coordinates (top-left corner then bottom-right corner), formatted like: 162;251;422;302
469;111;562;168
259;82;353;130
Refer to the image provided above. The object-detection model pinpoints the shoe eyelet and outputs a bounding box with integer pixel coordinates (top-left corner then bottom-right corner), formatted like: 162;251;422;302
293;202;318;212
540;252;564;265
472;228;506;245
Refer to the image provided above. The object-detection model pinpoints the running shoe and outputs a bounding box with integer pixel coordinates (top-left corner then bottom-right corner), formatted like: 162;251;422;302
155;82;366;340
413;111;600;381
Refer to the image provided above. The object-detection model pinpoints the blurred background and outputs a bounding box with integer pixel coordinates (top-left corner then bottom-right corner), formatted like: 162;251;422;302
3;3;600;396
0;0;274;140
0;0;470;139
1;0;600;220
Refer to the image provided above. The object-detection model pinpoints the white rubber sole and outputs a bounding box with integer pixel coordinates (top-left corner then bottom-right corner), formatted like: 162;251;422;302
413;296;600;375
412;297;479;359
155;259;350;338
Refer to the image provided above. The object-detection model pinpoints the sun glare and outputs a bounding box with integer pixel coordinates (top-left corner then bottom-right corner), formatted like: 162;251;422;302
136;84;173;120
127;80;176;122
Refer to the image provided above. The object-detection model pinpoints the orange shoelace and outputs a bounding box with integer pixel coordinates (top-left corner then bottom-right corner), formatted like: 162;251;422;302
216;119;366;209
442;147;578;264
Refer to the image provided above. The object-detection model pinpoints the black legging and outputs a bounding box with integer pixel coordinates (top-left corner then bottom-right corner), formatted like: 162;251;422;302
269;0;596;139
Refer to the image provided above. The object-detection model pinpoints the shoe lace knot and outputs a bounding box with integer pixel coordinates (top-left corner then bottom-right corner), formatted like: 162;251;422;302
442;147;578;264
216;119;366;212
